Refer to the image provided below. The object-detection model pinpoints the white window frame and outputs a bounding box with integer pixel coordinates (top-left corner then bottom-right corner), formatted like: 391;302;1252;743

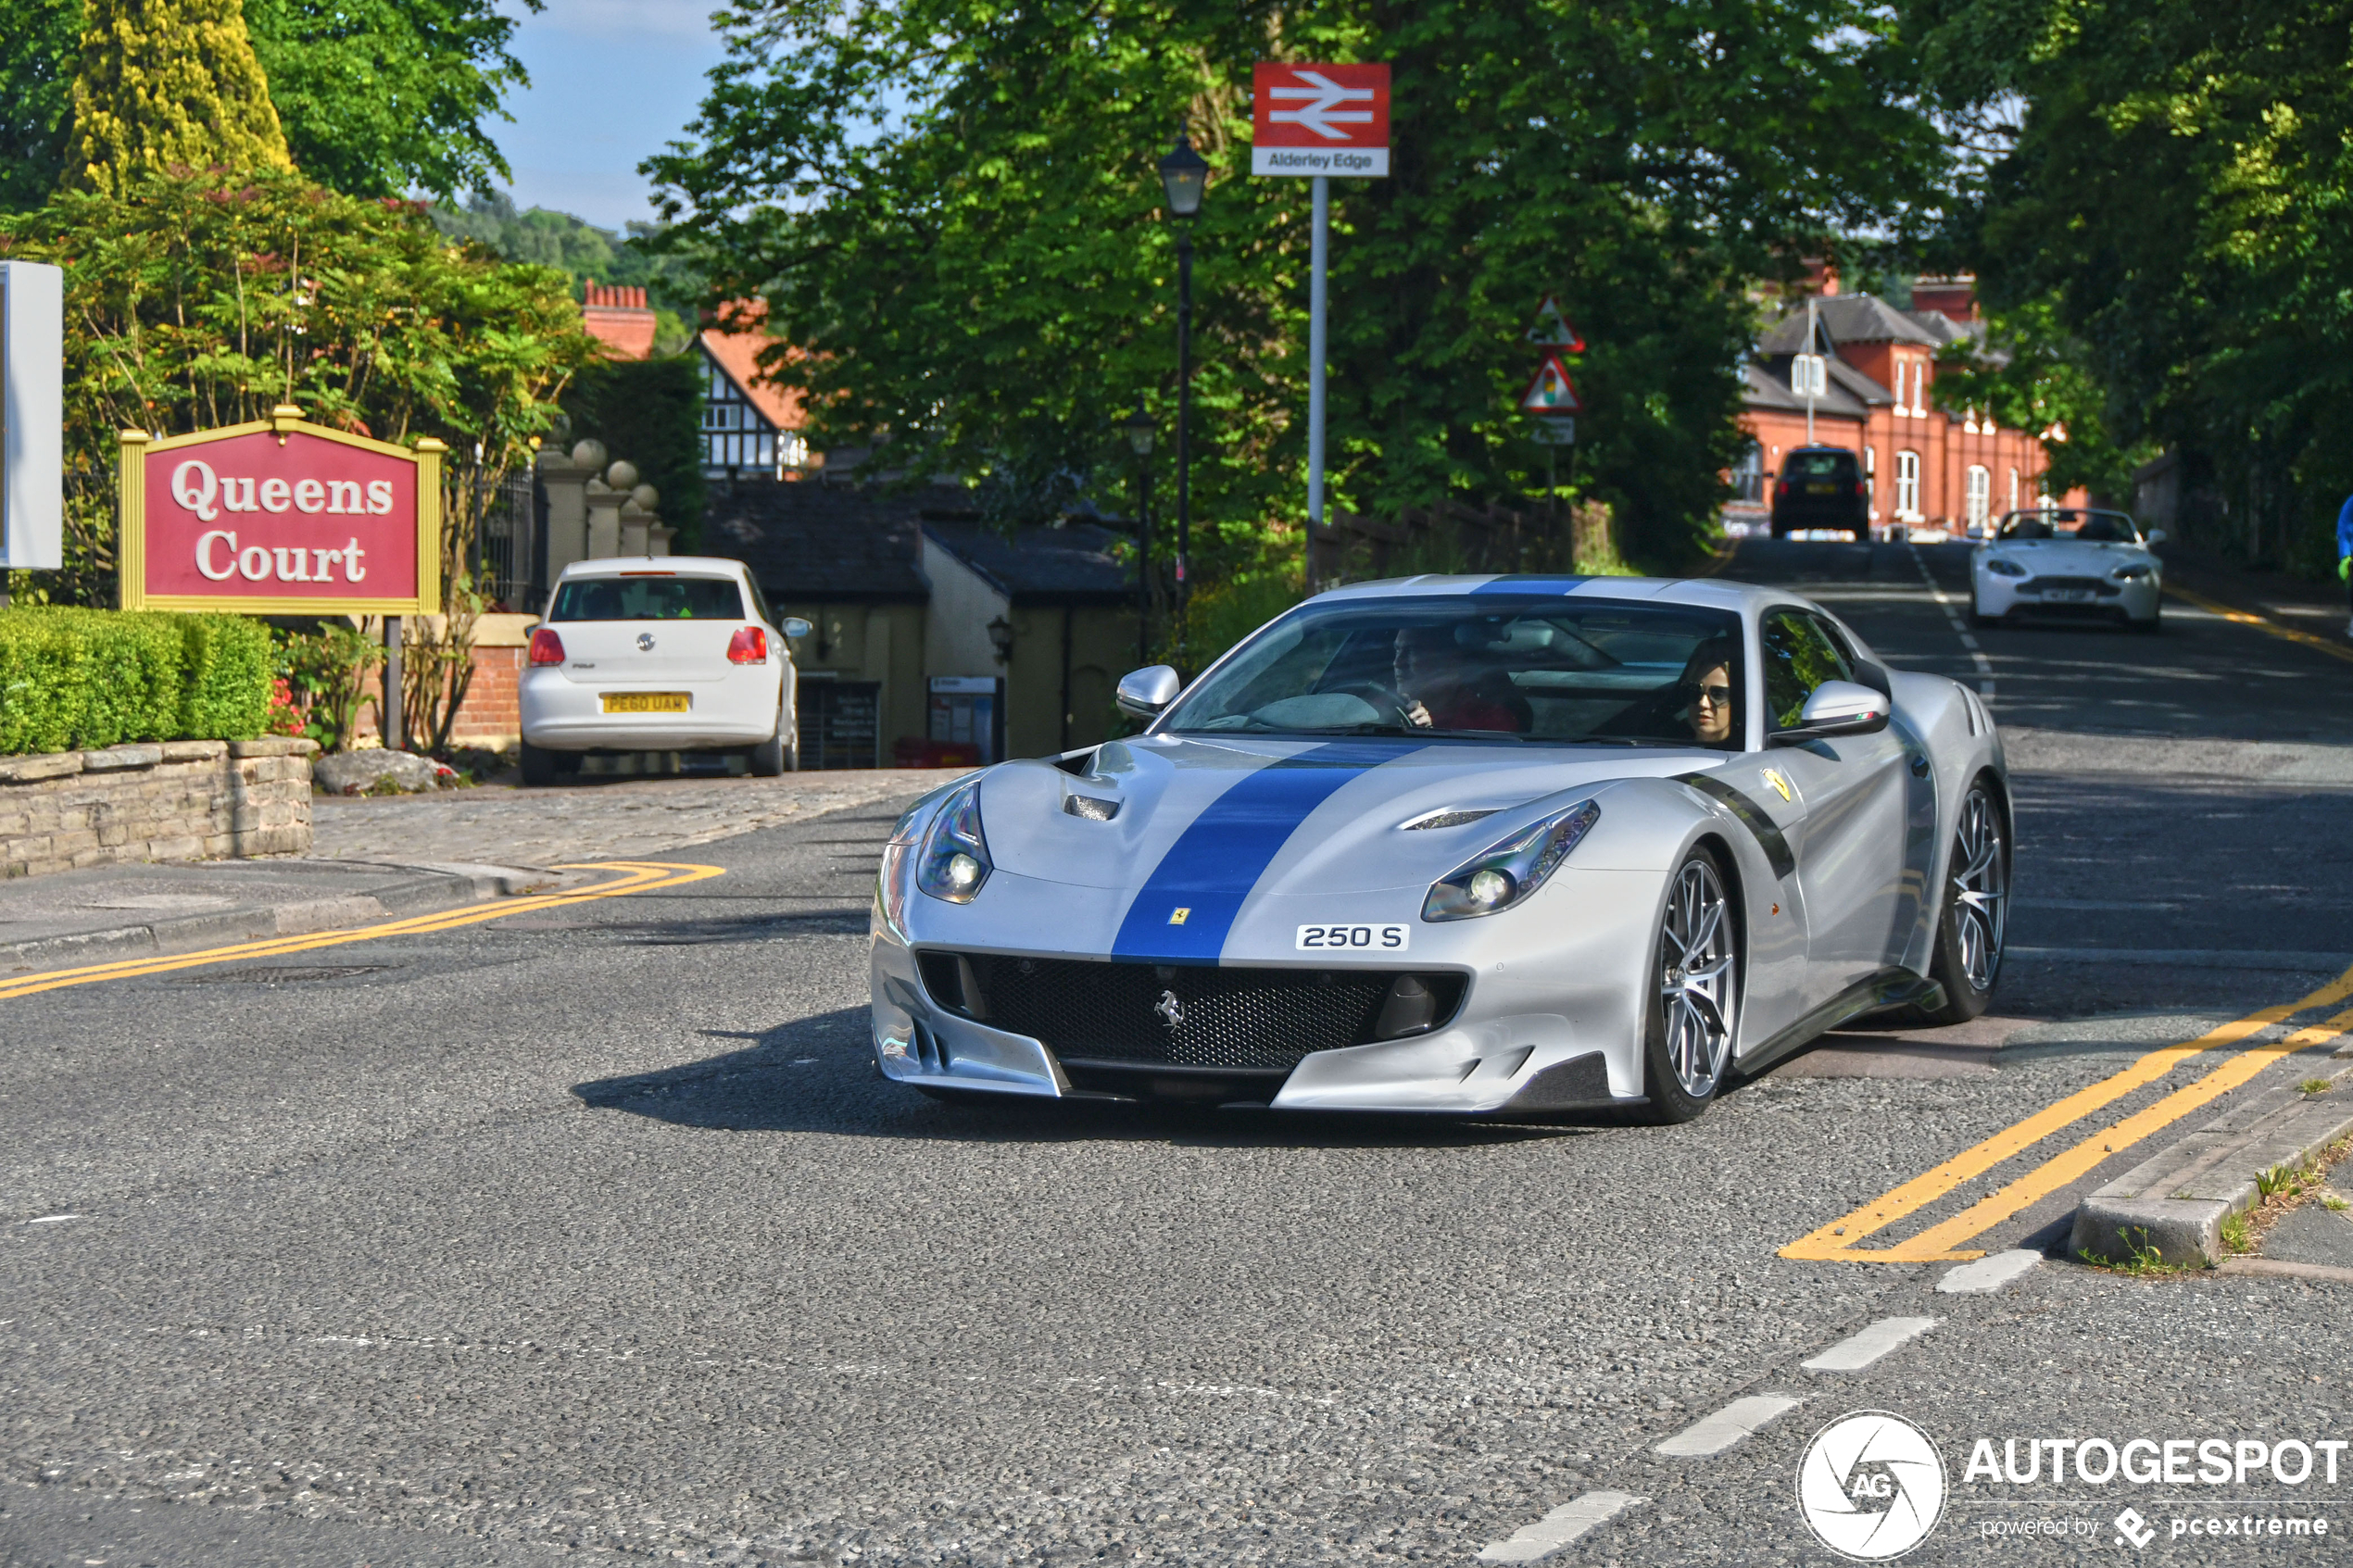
2008;467;2020;511
1966;464;1990;528
1894;449;1921;519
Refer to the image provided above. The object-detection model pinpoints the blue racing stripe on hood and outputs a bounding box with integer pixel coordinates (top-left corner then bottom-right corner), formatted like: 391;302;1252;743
1110;741;1409;963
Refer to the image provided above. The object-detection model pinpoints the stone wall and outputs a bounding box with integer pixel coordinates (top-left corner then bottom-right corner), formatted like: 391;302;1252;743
0;737;317;879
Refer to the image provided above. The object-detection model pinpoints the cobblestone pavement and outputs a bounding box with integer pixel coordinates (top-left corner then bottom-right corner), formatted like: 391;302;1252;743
308;768;962;867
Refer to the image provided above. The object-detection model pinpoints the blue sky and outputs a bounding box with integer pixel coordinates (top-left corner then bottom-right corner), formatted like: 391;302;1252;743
495;0;731;229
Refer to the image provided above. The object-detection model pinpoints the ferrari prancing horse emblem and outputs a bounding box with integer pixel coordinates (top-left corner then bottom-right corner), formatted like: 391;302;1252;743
1155;989;1185;1030
1762;768;1793;802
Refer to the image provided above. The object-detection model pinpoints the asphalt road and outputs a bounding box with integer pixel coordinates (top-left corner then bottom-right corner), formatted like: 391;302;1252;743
4;540;2349;1566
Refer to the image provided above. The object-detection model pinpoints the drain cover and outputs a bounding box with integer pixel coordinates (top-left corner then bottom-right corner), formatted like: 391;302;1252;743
178;964;391;985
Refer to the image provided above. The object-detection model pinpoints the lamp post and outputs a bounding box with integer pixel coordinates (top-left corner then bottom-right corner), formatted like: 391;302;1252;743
1158;129;1207;672
1123;402;1156;667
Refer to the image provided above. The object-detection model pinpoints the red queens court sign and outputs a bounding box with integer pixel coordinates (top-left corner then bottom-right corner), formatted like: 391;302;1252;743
117;404;442;614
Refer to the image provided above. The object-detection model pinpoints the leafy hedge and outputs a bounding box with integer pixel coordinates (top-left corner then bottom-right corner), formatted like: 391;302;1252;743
0;608;273;756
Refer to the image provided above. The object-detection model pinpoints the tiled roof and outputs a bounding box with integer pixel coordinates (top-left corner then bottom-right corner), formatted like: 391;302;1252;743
1743;360;1872;419
698;298;805;433
699;477;958;603
1758;293;1944;353
924;521;1136;605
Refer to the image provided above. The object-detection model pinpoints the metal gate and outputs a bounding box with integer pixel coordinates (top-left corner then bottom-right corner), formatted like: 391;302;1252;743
473;470;543;611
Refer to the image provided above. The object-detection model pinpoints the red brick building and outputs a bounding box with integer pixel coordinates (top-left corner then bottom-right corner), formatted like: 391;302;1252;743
1732;277;2084;535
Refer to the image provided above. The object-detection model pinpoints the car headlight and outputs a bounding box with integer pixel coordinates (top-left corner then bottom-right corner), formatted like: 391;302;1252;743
915;778;992;904
2111;563;2152;581
1423;798;1601;921
1983;558;2029;579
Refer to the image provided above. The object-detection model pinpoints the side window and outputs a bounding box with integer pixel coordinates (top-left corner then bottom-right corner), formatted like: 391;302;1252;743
1760;610;1854;730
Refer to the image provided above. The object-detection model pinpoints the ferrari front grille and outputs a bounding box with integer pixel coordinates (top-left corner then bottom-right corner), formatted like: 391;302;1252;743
914;952;1466;1073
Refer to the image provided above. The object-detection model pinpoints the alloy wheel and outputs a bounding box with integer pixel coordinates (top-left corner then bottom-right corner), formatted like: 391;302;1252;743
1950;787;2008;992
1657;858;1738;1098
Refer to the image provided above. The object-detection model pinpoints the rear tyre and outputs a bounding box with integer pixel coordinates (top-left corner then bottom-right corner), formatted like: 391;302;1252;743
518;741;573;788
1915;780;2010;1025
749;722;787;778
1639;847;1741;1123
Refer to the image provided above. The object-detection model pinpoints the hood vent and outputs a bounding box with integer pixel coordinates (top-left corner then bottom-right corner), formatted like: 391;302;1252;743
1401;807;1503;831
1065;794;1120;821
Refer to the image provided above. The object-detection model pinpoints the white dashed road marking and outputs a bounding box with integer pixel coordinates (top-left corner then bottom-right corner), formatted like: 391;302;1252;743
1474;1491;1646;1562
1937;1248;2043;1294
1908;544;1995;699
1800;1315;1940;1372
26;1214;80;1224
1655;1393;1804;1457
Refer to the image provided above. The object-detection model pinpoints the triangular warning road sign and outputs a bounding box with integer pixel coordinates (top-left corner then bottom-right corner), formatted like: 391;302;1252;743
1525;295;1586;351
1518;352;1582;414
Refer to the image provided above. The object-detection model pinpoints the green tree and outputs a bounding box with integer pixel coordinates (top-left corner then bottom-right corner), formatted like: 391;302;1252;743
0;167;599;605
0;0;78;211
3;0;535;207
647;0;1946;574
244;0;539;199
1914;0;2353;569
68;0;295;194
428;190;708;333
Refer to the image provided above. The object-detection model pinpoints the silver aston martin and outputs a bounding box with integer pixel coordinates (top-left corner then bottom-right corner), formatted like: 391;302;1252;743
869;575;2009;1120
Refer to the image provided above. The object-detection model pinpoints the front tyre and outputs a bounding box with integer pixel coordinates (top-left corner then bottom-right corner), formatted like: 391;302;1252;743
1917;781;2010;1024
1640;847;1741;1123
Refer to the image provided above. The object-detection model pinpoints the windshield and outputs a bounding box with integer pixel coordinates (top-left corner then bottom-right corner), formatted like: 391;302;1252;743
1160;595;1745;749
547;575;747;621
1995;508;2142;544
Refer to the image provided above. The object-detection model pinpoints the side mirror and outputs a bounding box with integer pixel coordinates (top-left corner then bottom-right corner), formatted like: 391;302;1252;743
779;617;813;639
2145;528;2167;546
1769;679;1890;745
1115;664;1182;721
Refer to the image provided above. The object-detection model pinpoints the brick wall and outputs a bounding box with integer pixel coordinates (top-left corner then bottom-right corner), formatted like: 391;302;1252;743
449;646;523;743
0;737;316;880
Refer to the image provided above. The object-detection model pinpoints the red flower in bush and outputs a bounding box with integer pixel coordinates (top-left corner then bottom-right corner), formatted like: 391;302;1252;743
267;675;306;737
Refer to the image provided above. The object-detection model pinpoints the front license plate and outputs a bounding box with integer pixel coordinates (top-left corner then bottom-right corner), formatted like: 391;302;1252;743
2041;589;2093;603
1296;922;1411;952
600;692;690;713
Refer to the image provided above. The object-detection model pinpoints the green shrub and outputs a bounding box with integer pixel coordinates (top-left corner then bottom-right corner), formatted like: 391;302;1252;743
0;608;272;755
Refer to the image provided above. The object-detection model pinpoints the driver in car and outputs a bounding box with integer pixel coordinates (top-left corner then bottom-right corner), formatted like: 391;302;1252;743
1393;625;1532;734
1679;637;1739;746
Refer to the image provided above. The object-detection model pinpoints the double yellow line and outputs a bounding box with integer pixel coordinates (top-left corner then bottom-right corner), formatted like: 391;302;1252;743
2165;582;2353;667
0;859;725;1002
1783;963;2353;1261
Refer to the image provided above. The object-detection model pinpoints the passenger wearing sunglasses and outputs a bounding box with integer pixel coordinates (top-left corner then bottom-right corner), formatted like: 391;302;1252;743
1678;636;1739;746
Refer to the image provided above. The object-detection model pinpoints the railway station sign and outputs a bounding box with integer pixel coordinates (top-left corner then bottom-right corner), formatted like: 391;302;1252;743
1251;63;1390;178
118;405;441;614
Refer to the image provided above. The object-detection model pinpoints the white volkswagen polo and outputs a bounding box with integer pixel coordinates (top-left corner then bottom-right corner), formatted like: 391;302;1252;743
518;557;809;785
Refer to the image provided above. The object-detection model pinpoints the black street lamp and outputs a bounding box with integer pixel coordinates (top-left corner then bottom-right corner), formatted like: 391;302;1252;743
1158;129;1207;671
1123;402;1156;667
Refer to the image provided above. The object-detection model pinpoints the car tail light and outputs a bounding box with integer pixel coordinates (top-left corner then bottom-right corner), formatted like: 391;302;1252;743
528;628;565;666
726;626;768;664
1775;480;1790;498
